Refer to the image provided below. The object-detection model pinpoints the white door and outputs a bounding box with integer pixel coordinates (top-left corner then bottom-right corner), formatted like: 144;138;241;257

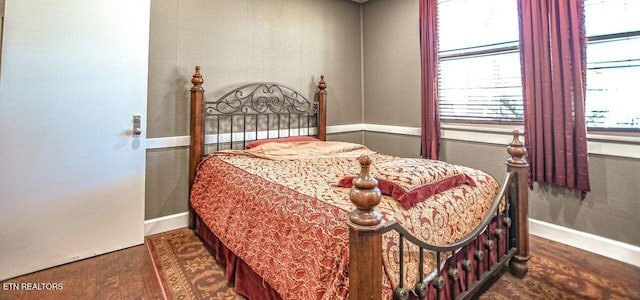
0;0;149;281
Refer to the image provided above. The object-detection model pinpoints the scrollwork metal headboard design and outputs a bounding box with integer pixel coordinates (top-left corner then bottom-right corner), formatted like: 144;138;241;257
202;81;320;152
205;83;317;115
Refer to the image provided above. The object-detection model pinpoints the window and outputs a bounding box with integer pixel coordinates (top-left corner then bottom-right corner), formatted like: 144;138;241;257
584;0;640;129
437;0;640;130
437;0;523;123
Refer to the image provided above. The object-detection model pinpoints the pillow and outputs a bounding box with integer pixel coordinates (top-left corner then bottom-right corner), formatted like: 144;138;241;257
336;159;475;209
245;136;321;149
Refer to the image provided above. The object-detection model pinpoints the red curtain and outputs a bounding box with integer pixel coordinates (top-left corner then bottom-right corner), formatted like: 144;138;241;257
419;0;440;160
518;0;590;197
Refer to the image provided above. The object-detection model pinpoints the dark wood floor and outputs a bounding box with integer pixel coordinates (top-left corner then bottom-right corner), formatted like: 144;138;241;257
0;244;163;300
1;235;639;300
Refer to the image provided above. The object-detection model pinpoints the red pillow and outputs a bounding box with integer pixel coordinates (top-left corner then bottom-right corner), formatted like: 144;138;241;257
245;136;321;149
336;159;475;209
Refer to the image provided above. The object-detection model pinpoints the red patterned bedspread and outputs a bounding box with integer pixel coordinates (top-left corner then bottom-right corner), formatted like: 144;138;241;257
189;141;499;299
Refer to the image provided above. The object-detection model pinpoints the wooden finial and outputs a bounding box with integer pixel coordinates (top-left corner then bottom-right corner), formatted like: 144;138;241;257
349;155;382;227
191;65;204;92
507;129;527;165
317;75;327;95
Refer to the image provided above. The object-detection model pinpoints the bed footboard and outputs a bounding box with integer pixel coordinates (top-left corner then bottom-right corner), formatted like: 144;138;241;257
348;131;529;300
505;131;530;278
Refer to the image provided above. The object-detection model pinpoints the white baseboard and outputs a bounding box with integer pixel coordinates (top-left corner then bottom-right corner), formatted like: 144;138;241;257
529;218;640;268
144;212;189;236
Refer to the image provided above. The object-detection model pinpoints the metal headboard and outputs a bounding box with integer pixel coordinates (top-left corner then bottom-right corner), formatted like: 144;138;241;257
202;82;320;153
187;66;327;229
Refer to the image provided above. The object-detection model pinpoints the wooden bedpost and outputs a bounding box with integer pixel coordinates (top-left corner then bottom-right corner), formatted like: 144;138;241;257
188;66;205;230
348;155;384;300
317;75;327;141
506;129;530;277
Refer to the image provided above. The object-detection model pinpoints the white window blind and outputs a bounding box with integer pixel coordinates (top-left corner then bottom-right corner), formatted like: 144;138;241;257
437;0;639;129
584;0;640;129
437;0;523;122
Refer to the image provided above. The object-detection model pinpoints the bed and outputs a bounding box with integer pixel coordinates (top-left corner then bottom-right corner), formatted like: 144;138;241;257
186;66;530;300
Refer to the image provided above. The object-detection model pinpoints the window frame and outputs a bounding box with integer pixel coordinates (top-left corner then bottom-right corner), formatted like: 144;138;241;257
584;29;640;131
436;0;524;125
436;0;640;131
438;41;523;125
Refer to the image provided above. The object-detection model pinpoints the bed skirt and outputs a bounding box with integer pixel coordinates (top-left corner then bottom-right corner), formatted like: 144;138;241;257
197;215;507;300
197;216;283;300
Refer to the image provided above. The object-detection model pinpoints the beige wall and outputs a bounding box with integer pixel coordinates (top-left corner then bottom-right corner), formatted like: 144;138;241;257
364;132;421;158
146;0;363;219
362;0;421;127
361;0;640;247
